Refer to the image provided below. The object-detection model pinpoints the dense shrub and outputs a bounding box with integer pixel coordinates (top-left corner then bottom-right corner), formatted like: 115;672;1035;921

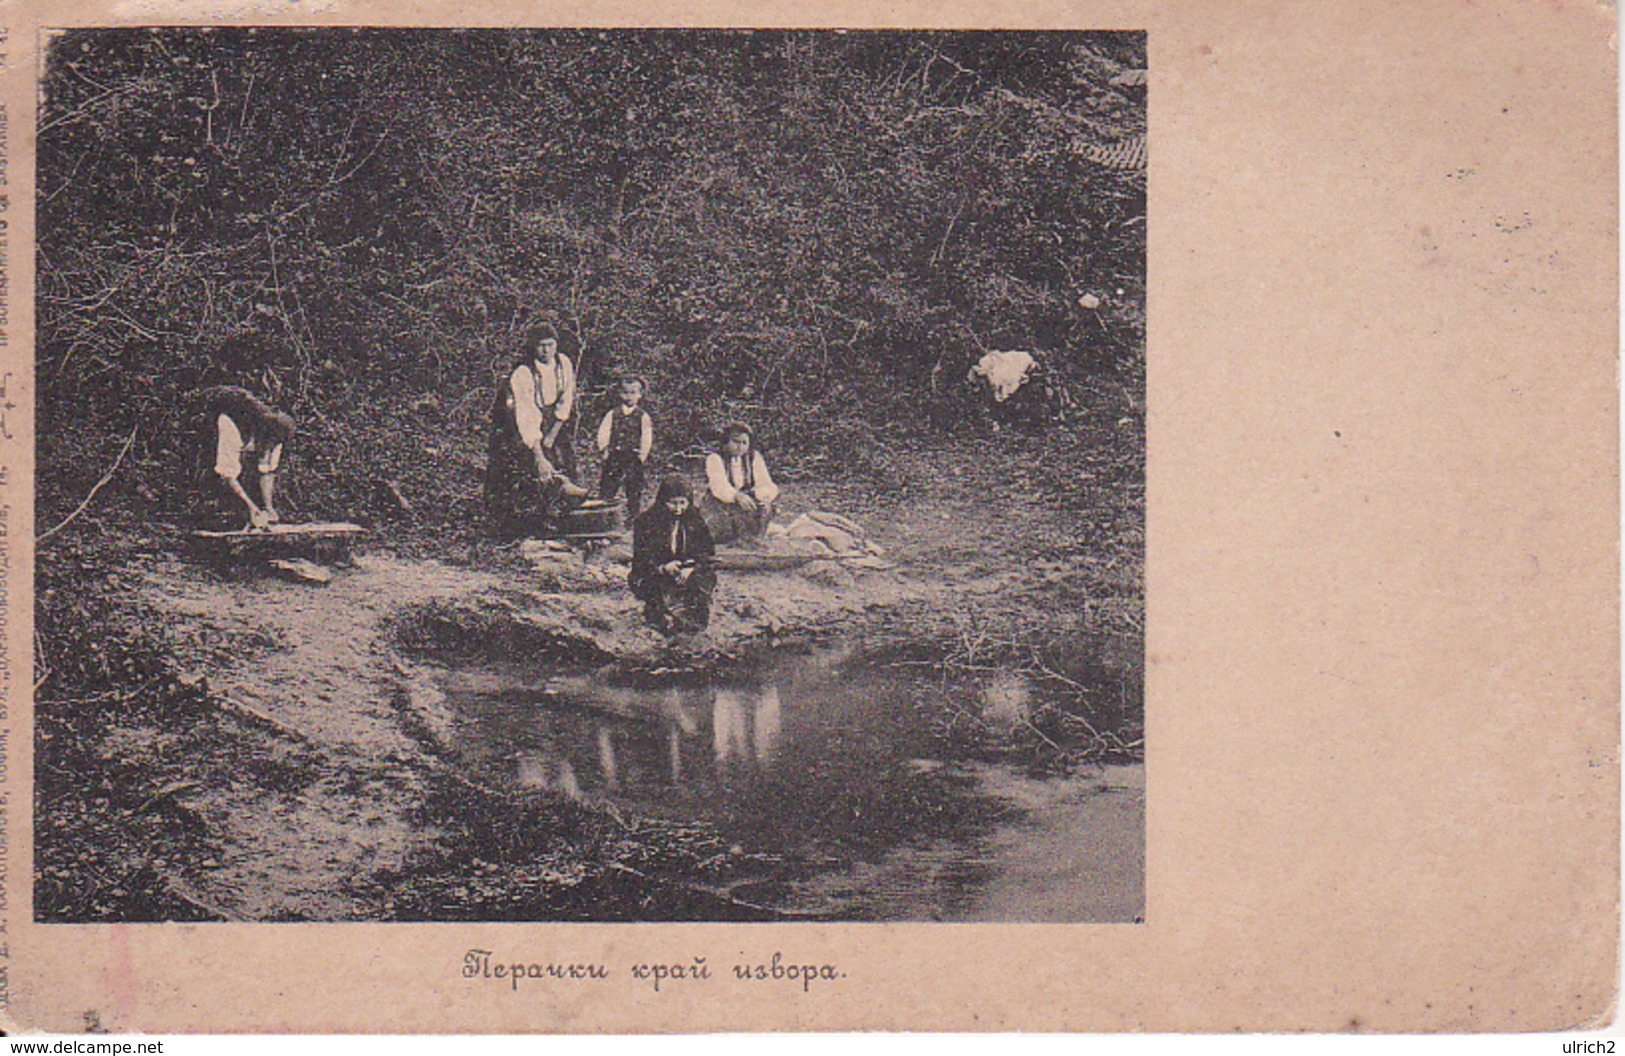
39;29;1144;530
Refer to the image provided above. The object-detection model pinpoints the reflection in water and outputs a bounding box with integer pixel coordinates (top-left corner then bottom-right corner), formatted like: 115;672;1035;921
457;672;790;798
448;649;934;807
713;685;782;771
712;688;745;769
515;751;548;790
596;725;618;790
514;751;585;800
448;652;961;809
663;687;700;735
557;760;581;799
658;687;699;786
441;645;1144;921
753;685;782;766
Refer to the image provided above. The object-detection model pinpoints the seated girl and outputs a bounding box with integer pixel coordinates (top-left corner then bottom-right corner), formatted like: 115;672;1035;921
701;422;779;545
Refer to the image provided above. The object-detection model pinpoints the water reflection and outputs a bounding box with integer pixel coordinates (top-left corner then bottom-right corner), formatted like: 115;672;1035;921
514;751;548;790
449;654;1050;810
513;751;584;799
596;724;618;790
451;666;793;802
438;645;1143;922
713;684;781;771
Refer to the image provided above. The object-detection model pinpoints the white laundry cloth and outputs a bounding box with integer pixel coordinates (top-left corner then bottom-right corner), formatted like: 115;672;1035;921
971;350;1037;402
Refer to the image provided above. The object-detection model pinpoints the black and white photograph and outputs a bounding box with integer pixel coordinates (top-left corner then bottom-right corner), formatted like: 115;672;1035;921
35;28;1146;924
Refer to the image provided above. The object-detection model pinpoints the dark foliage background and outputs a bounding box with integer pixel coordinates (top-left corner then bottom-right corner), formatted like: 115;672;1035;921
38;28;1144;531
36;31;1147;922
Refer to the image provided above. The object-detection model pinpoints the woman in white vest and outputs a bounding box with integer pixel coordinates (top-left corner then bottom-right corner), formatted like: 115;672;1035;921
484;321;586;537
701;422;779;545
512;321;578;480
191;385;295;531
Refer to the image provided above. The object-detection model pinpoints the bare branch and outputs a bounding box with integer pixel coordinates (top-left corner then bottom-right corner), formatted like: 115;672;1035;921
38;425;139;544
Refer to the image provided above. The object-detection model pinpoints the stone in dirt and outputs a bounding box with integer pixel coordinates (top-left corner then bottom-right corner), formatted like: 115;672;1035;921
520;540;614;592
782;511;887;559
800;560;856;589
270;558;333;585
775;536;835;557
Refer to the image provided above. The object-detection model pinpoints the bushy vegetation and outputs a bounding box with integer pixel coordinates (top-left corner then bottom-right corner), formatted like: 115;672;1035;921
39;28;1144;530
36;32;1147;922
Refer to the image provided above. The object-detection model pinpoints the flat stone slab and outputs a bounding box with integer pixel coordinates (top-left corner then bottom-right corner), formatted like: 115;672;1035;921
189;522;367;565
269;557;334;585
713;548;818;572
191;521;367;542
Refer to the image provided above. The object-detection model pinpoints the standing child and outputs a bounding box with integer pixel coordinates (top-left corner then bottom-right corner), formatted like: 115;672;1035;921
596;375;654;518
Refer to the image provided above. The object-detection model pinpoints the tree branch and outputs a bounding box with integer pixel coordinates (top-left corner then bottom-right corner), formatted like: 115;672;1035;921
38;425;138;544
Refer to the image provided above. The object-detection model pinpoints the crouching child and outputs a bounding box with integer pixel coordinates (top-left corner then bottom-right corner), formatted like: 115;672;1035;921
629;475;717;636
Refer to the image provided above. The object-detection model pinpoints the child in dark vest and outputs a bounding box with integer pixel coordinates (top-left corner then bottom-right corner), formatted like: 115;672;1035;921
629;475;717;636
595;375;654;519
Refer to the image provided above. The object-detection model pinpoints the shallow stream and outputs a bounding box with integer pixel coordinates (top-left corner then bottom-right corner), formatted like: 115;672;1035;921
438;642;1143;922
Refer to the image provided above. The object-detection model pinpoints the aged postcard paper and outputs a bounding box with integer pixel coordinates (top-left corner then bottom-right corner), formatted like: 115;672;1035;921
0;0;1615;1035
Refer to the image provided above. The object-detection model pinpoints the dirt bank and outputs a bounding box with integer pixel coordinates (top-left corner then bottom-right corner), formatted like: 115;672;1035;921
36;428;1142;922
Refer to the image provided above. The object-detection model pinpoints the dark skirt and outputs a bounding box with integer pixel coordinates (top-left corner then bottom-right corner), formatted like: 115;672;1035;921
700;495;774;545
485;394;575;539
630;567;716;635
542;429;578;481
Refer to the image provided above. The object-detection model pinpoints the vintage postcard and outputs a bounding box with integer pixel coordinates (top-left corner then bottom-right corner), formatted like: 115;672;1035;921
0;0;1615;1035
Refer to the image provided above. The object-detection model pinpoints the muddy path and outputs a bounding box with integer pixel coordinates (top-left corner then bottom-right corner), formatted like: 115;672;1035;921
37;432;1143;922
